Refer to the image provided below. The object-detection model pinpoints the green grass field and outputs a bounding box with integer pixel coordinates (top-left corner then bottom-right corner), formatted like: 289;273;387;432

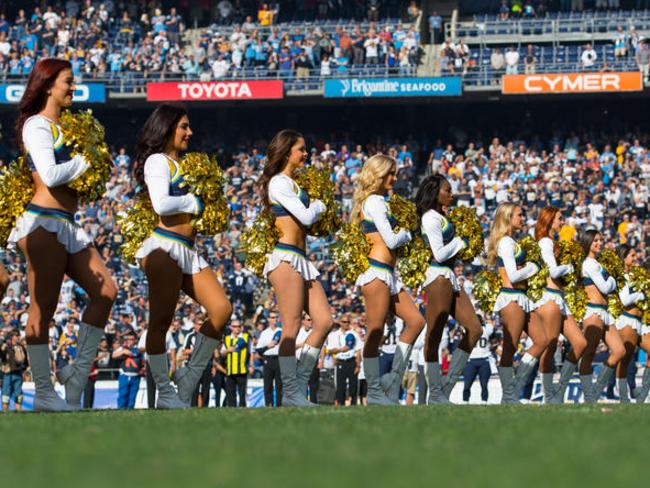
1;405;648;488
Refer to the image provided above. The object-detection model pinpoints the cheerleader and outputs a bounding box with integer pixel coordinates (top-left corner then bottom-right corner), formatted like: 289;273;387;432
8;59;117;411
614;245;644;403
633;262;650;403
578;229;625;403
257;129;333;407
415;175;482;404
486;203;548;404
132;104;232;408
351;155;425;405
533;207;586;403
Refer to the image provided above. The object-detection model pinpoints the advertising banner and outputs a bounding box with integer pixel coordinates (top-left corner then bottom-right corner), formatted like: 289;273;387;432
146;80;284;101
323;77;462;98
0;83;106;103
502;72;643;95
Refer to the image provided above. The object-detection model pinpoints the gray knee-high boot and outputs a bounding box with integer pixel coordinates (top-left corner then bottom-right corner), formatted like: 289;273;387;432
442;348;470;398
498;366;516;404
593;365;615;401
552;361;577;404
633;368;650;404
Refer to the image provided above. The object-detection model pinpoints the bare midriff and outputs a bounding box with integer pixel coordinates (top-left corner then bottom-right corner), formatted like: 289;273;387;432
30;172;78;213
274;215;306;250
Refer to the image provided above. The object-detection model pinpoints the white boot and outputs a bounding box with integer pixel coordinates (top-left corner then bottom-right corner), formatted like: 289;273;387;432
593;365;614;402
498;366;516;404
174;332;218;404
365;357;396;405
581;374;596;404
149;353;188;409
296;345;320;402
542;373;555;404
56;322;104;407
633;368;650;404
552;361;577;404
617;378;630;404
28;344;77;412
280;355;316;407
443;349;470;398
425;362;450;404
380;341;412;402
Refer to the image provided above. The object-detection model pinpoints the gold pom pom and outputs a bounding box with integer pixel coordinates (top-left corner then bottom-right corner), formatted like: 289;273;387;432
60;109;112;202
117;196;158;264
387;194;418;232
241;211;281;278
177;152;230;235
629;266;650;313
558;240;584;292
0;156;34;246
608;294;623;319
566;287;588;321
448;206;484;261
473;270;502;315
397;235;432;290
294;165;341;236
599;249;624;286
518;236;545;302
331;223;370;283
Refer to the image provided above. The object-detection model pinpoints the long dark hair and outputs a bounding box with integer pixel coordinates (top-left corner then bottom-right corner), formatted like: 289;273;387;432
577;228;599;257
133;104;187;188
258;129;303;211
415;174;447;220
617;243;633;262
16;58;72;152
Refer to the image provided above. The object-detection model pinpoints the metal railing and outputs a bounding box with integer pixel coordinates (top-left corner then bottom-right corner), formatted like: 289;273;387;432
447;15;650;44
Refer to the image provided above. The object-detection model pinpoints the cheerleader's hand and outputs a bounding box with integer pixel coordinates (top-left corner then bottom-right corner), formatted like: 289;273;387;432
193;195;205;216
310;199;326;216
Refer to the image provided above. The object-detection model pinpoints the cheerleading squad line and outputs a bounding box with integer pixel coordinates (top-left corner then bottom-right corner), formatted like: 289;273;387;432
3;58;650;411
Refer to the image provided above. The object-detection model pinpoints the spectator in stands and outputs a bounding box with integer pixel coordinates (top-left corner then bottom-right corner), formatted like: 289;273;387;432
505;46;519;75
364;30;380;65
581;43;597;70
614;26;627;58
491;47;505;77
258;3;275;27
524;44;537;74
428;10;442;44
256;312;282;406
636;38;649;85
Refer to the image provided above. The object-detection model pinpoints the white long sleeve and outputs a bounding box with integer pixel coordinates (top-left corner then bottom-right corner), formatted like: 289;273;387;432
619;284;645;307
363;195;411;250
497;236;539;284
539;237;573;279
144;154;200;216
421;209;465;263
23;115;89;187
582;258;617;295
268;174;325;226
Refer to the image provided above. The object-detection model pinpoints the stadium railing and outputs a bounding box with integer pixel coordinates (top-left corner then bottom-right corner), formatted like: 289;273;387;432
447;10;650;44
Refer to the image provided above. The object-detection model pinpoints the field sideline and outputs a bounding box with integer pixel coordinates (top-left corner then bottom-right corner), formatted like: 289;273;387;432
1;405;647;487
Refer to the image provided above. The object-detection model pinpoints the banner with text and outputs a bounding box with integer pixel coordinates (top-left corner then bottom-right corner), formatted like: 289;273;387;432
323;77;462;98
502;72;643;95
0;83;106;103
146;80;284;101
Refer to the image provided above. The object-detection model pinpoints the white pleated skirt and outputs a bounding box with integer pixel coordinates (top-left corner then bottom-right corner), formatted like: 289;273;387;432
532;288;570;316
421;263;460;292
615;312;643;334
494;288;533;313
355;258;403;296
8;204;93;254
135;227;208;275
263;243;320;281
583;303;614;327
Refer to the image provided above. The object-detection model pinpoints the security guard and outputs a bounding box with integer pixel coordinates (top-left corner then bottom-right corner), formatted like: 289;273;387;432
222;319;252;407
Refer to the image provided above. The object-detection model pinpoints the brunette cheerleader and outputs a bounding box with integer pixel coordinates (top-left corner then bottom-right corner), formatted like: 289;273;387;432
257;130;333;406
132;105;232;408
415;175;482;404
578;229;625;403
9;59;117;411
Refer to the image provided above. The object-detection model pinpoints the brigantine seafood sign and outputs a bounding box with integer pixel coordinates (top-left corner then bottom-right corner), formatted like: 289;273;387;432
324;77;462;98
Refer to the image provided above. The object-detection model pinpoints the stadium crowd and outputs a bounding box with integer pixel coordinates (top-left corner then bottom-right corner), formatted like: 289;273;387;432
2;123;650;407
0;1;421;83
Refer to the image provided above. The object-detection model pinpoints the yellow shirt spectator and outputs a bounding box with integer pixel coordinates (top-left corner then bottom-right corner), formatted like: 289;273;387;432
558;224;576;242
617;221;629;244
258;9;273;26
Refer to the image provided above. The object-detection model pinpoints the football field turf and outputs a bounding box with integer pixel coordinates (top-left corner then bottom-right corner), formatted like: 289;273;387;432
1;405;647;488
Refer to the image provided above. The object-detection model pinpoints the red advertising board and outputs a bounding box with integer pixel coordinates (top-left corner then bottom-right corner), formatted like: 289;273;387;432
146;80;284;101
